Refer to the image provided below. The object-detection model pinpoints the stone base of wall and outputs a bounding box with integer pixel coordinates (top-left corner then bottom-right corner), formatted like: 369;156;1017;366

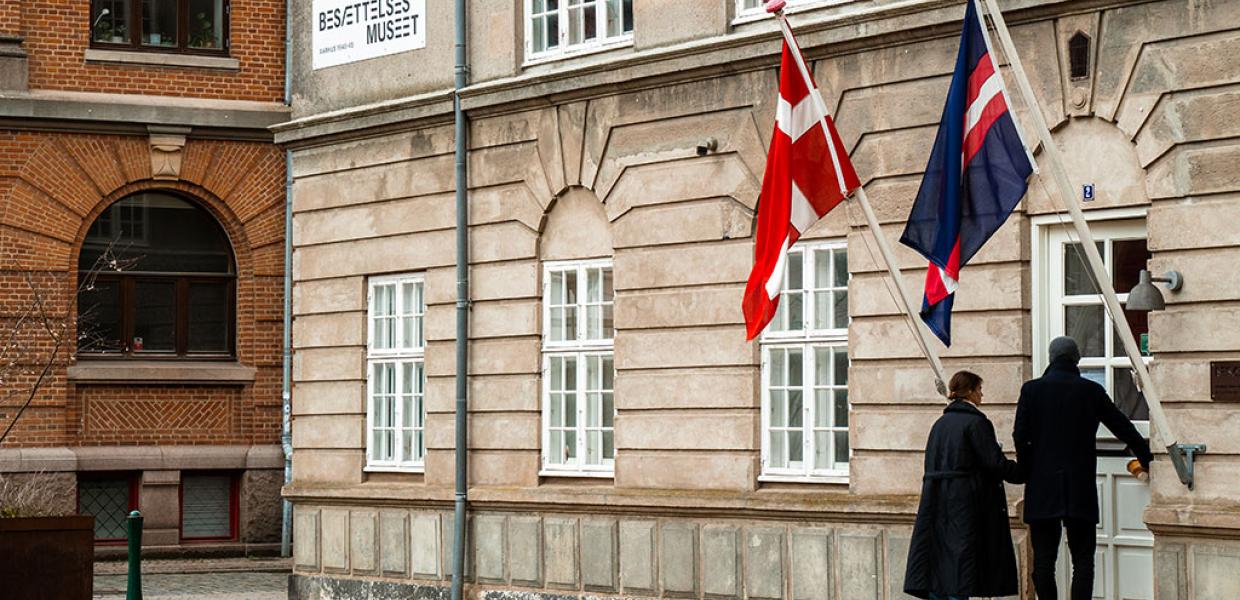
291;506;1019;600
1156;538;1240;599
291;574;448;600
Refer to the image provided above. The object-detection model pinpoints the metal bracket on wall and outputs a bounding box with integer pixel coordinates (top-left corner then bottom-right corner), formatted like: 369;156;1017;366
1167;443;1206;490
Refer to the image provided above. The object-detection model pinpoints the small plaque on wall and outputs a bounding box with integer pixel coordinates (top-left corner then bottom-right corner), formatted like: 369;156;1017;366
1210;361;1240;402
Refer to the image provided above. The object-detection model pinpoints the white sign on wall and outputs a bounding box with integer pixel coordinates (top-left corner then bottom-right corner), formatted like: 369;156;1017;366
311;0;426;69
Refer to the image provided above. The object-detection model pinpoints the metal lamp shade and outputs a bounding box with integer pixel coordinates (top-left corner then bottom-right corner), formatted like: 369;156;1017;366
1127;270;1166;311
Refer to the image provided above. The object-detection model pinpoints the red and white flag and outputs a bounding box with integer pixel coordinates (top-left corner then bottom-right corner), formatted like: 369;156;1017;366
742;37;861;340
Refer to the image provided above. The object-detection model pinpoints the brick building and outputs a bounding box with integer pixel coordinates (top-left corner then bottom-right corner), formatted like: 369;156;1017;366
277;0;1240;599
0;0;288;551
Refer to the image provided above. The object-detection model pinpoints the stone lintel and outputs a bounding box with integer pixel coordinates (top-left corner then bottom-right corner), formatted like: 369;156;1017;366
0;90;287;138
0;444;284;473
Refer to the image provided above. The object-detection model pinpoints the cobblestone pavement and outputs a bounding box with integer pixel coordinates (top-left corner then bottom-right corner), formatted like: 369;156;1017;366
93;557;290;599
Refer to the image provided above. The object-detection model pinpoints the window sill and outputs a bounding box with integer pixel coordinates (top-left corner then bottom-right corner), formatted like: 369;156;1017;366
363;465;425;474
758;474;849;485
731;0;862;26
539;469;615;479
67;359;256;385
522;37;634;69
84;48;240;71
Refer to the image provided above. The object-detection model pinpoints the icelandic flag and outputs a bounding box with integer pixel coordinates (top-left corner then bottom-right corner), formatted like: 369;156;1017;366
899;0;1033;346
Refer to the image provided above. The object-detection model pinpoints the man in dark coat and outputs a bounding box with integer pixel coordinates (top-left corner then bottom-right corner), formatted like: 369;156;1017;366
1015;336;1154;600
905;371;1023;600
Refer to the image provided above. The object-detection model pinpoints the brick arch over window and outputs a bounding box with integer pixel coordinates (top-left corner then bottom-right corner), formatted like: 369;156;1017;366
75;185;244;358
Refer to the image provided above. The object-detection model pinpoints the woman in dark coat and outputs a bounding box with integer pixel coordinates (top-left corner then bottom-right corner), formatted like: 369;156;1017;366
904;371;1023;600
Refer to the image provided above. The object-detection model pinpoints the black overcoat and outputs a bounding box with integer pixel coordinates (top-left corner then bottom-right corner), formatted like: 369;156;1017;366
1014;360;1154;523
904;400;1022;600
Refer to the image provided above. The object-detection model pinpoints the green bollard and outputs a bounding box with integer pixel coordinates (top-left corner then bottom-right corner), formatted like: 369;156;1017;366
126;510;143;600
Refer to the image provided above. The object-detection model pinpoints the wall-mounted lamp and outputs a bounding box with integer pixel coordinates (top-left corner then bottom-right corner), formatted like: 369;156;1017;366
1126;269;1183;311
93;8;111;28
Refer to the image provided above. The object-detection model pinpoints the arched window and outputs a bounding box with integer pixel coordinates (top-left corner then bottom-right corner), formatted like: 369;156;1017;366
78;192;235;357
1069;32;1091;80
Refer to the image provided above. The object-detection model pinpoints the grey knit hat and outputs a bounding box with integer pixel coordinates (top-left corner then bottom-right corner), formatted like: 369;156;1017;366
1048;336;1081;365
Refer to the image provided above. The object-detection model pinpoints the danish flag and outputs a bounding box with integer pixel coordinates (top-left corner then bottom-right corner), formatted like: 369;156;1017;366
899;0;1033;346
742;35;861;340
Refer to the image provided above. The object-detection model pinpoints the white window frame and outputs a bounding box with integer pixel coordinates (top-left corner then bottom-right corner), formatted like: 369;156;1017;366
365;273;427;472
1031;208;1151;440
523;0;634;66
541;258;616;477
759;240;851;483
733;0;855;25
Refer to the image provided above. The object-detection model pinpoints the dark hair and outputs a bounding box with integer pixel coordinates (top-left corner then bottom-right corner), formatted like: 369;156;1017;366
948;370;983;399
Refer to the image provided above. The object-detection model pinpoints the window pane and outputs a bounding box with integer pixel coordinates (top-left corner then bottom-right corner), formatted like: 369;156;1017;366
834;390;849;427
182;474;232;538
564;307;577;341
1111;307;1149;357
532;14;546;53
1112;239;1149;293
188;282;229;352
770;349;786;386
834;431;850;464
78;279;123;352
1065;304;1105;357
79;477;131;540
814;249;832;289
550;393;564;427
789;390;803;427
815;431;830;470
785;291;804;331
587;268;603;302
833;250;848;287
549;431;564;464
603;430;614;459
815;347;830;386
547;10;559;49
833;290;848;328
1064;242;1103;295
92;0;130;43
814;390;829;428
80;194;231;274
788;348;803;386
789;430;803;464
550;307;565;342
833;347;848;384
813;291;832;330
134;280;176;352
770;432;786;468
605;0;622;36
187;0;224;49
769;390;786;427
142;0;178;47
564;431;576;459
602;392;614;428
586;305;601;340
1080;367;1105;388
1113;367;1149;421
603;304;614;339
621;0;632;32
788;251;803;290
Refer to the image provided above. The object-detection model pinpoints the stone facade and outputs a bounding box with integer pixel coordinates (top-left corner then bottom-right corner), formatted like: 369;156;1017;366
0;1;288;551
279;0;1240;597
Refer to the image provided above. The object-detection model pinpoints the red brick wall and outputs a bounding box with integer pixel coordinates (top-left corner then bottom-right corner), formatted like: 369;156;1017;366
18;0;284;101
0;130;285;448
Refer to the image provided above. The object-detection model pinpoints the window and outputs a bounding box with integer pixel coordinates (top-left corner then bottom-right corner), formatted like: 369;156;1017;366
526;0;633;61
78;474;138;542
366;274;427;470
180;472;237;541
542;260;615;476
1068;32;1091;80
1041;219;1150;423
760;241;850;480
90;0;229;54
736;0;845;20
77;192;235;358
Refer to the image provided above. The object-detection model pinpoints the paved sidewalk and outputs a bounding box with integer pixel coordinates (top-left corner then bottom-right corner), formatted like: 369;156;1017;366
93;557;290;600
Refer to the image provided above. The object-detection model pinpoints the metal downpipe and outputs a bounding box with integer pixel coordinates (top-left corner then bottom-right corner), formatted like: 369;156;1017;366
279;0;294;560
450;0;470;598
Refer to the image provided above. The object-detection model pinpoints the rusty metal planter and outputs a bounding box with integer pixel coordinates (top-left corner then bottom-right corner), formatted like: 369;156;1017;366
0;515;94;600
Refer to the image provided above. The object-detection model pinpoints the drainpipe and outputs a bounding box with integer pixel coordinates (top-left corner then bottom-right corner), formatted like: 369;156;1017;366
450;0;470;597
279;0;294;559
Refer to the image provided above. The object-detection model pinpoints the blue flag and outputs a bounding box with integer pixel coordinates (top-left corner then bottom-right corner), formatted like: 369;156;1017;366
899;1;1033;346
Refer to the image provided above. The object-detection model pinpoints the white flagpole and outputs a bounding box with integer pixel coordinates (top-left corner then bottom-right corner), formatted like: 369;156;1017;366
977;0;1177;451
769;3;949;397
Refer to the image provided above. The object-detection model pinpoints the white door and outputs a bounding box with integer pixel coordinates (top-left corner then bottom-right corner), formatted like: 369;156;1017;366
1034;216;1154;600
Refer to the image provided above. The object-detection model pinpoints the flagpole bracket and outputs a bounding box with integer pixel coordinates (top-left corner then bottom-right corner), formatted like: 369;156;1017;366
1167;443;1206;490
